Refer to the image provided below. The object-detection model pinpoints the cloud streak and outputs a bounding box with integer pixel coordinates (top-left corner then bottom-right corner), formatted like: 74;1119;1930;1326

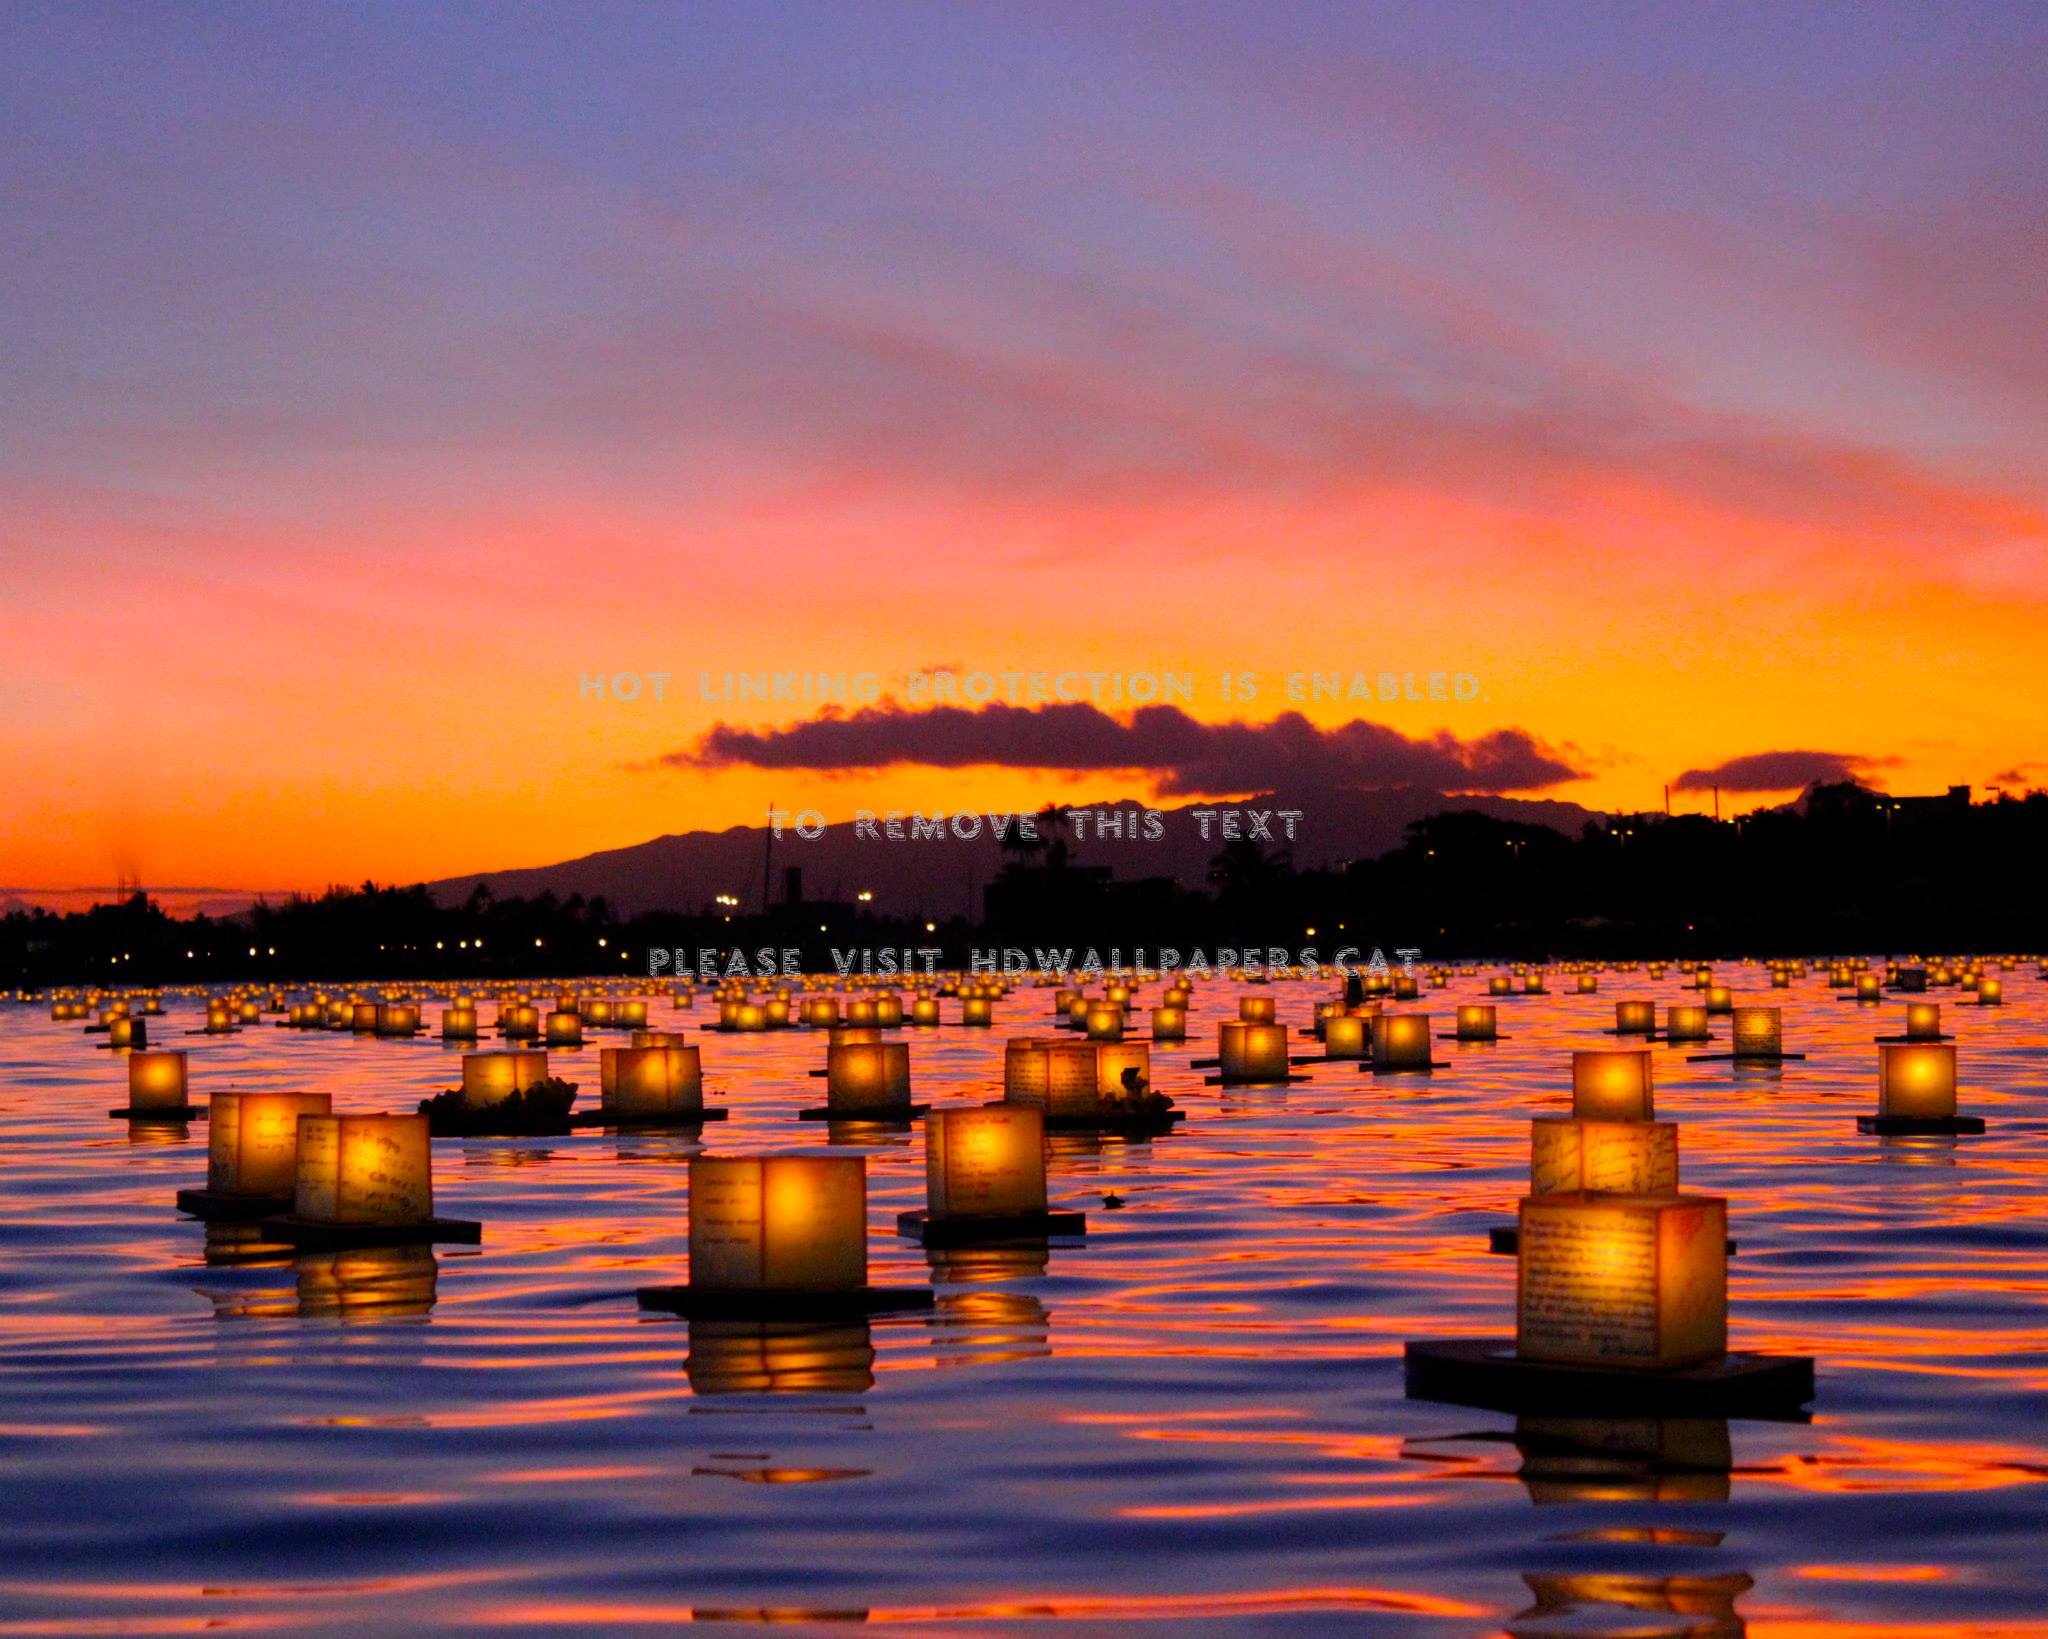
1672;750;1897;793
662;703;1584;795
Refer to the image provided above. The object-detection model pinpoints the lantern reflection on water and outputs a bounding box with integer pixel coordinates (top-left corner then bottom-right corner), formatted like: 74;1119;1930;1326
685;1319;875;1395
1572;1049;1654;1121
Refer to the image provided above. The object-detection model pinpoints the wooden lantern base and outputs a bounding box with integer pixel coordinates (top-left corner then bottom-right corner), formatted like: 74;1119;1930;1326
796;1103;929;1122
635;1283;934;1319
896;1207;1087;1244
1439;1033;1509;1042
1204;1072;1314;1086
1685;1052;1807;1063
1042;1109;1183;1138
1858;1114;1985;1135
1875;1033;1953;1043
566;1106;729;1129
1486;1223;1737;1257
1404;1338;1814;1417
108;1105;204;1121
259;1214;483;1248
1357;1061;1452;1074
177;1186;289;1221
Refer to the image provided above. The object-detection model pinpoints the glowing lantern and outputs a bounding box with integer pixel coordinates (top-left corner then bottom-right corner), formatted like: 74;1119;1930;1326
1239;996;1276;1024
350;1002;379;1034
1771;968;1791;989
1663;1005;1708;1044
460;1050;552;1108
1151;1005;1187;1042
1490;975;1513;997
1325;1014;1370;1058
1083;1005;1123;1042
1523;974;1546;995
1730;1006;1782;1057
802;997;840;1028
926;1106;1048;1220
960;996;994;1027
293;1113;434;1227
873;995;904;1027
1576;974;1598;994
1855;974;1881;1002
125;1050;191;1114
541;1010;580;1047
607;1044;705;1120
1005;1038;1106;1120
1372;1013;1433;1071
205;1002;235;1034
585;999;614;1027
689;1156;866;1291
1218;1020;1290;1083
1531;1117;1678;1196
442;1006;478;1040
911;996;941;1026
1614;1001;1656;1035
732;1003;768;1032
845;999;878;1027
615;1000;649;1028
1516;1192;1727;1369
1093;1041;1150;1100
108;1016;146;1049
1572;1050;1654;1121
1978;979;2004;1006
1164;985;1190;1008
503;1004;540;1039
1455;1005;1497;1043
825;1040;912;1114
1878;1044;1958;1120
1904;1003;1943;1040
237;999;261;1025
375;1003;419;1038
1701;985;1731;1016
209;1091;333;1196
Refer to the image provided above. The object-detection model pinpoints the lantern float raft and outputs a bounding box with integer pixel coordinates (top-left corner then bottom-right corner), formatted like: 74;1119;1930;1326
637;1154;935;1319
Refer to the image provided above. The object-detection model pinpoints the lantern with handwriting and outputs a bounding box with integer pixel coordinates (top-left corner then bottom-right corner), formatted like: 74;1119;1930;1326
1614;1001;1656;1035
925;1105;1048;1222
1372;1013;1434;1071
124;1049;192;1116
1516;1192;1727;1369
461;1050;552;1108
1531;1117;1678;1196
825;1040;912;1115
689;1155;866;1291
607;1044;705;1121
1455;1005;1497;1043
1218;1020;1290;1083
1730;1006;1782;1059
1663;1005;1708;1044
1094;1041;1151;1102
293;1114;435;1227
1573;1050;1654;1121
208;1091;333;1197
1004;1038;1101;1121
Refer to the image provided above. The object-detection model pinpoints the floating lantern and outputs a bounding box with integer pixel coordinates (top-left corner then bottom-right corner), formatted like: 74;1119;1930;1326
924;1105;1048;1222
1218;1020;1290;1083
460;1050;552;1108
503;1004;540;1039
1163;985;1190;1008
1083;1005;1123;1042
873;995;904;1027
544;1010;583;1047
688;1155;866;1292
614;1000;649;1028
1895;967;1929;992
1151;1005;1187;1042
1371;1013;1434;1071
108;1015;146;1049
1490;975;1513;997
205;1002;235;1034
1877;1043;1958;1121
1515;1191;1727;1368
375;1003;419;1038
1614;1001;1656;1035
1393;974;1419;999
237;999;261;1025
292;1113;435;1227
1238;996;1276;1025
207;1091;333;1197
1455;1004;1497;1042
1730;1006;1782;1058
585;999;614;1027
1904;1003;1943;1040
1530;1117;1678;1196
1663;1005;1708;1044
1576;974;1598;994
1855;974;1881;1002
350;1002;379;1034
1572;1049;1653;1121
1093;1041;1150;1100
911;996;941;1026
960;996;994;1027
607;1044;705;1120
732;1002;768;1032
845;999;878;1027
1003;1039;1100;1121
1523;974;1547;995
124;1049;191;1116
802;997;840;1028
1703;985;1732;1016
1771;969;1791;989
442;1006;478;1040
1977;979;2004;1006
1325;1014;1370;1058
824;1040;912;1115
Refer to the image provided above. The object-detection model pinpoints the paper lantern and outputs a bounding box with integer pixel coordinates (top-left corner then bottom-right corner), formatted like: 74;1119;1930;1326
732;1002;768;1032
375;1003;420;1038
1238;996;1276;1025
1151;1005;1186;1042
1702;985;1732;1016
689;1156;866;1291
1878;1043;1958;1120
1614;1001;1656;1035
1855;974;1881;1002
293;1113;434;1226
1083;1005;1124;1042
1723;1006;1778;1058
926;1105;1048;1220
1516;1192;1727;1369
1576;974;1598;994
1572;1050;1654;1121
911;996;941;1026
1977;979;2004;1006
615;1000;649;1028
1490;976;1513;997
1771;968;1791;989
825;1040;911;1114
631;1028;687;1048
960;996;994;1027
1663;1005;1708;1044
1219;1020;1290;1082
1093;1041;1150;1100
544;1010;583;1046
1163;985;1191;1008
1904;1003;1943;1040
1531;1117;1677;1196
205;1003;235;1034
1895;967;1929;992
503;1004;540;1039
584;999;614;1027
108;1016;146;1049
237;999;262;1025
1005;1037;1105;1120
607;1044;705;1120
126;1050;190;1113
209;1090;333;1196
1455;1005;1496;1043
460;1050;552;1108
350;1002;379;1034
442;1006;478;1040
1523;974;1547;995
845;999;878;1027
1325;1013;1370;1058
1372;1013;1433;1071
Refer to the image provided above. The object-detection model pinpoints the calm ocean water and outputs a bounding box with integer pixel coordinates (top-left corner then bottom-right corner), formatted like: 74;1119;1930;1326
3;975;2046;1636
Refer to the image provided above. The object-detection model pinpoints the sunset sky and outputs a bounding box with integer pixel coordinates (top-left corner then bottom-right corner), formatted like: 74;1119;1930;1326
3;1;2044;907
